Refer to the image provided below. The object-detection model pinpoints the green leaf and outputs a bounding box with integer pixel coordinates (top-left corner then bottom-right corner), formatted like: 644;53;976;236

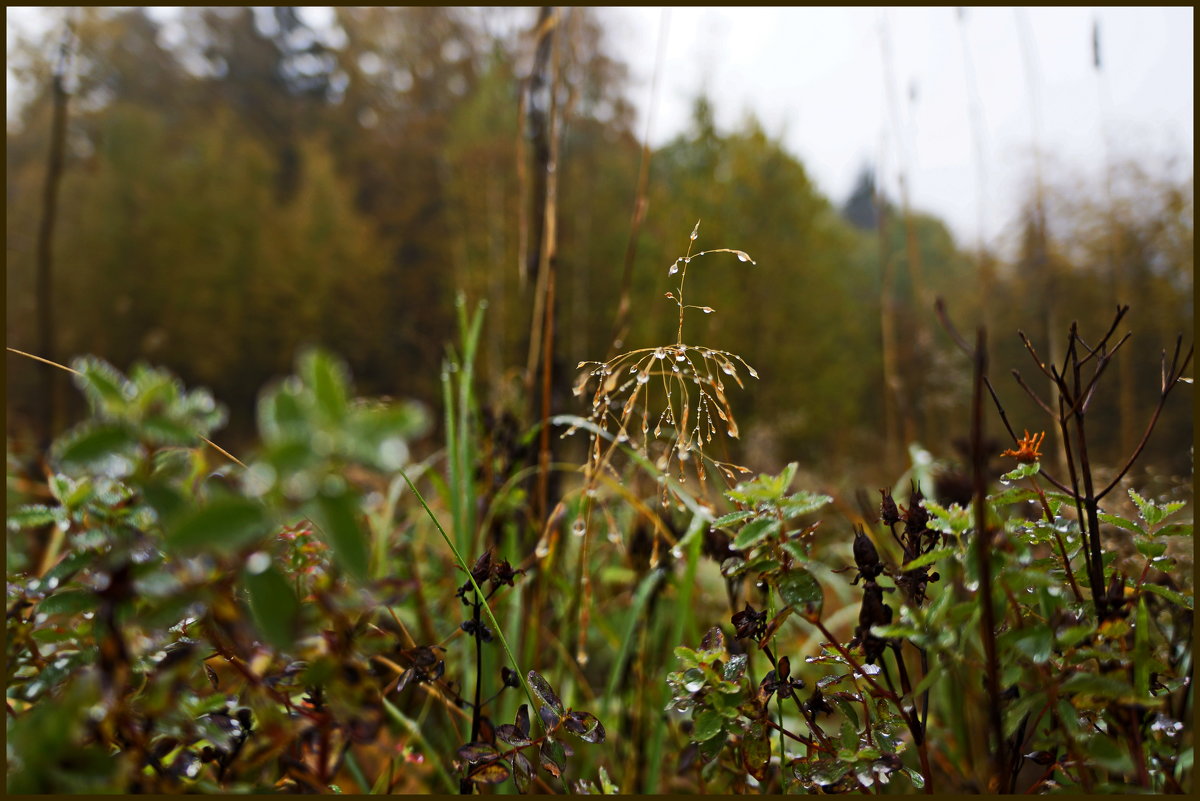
244;562;299;649
526;670;565;716
1061;673;1136;701
1002;690;1046;738
1086;736;1134;774
598;766;618;794
733;517;778;550
1001;461;1041;481
1098;512;1146;537
742;720;770;781
726;462;797;504
7;505;58;531
166;496;269;553
300;349;351;423
140;415;197;446
1155;523;1192;538
56;423;139;468
711;510;754;529
988;486;1040;507
775;568;823;615
1128;489;1186;528
900;547;954;572
71;356;131;415
1140;583;1193;610
692;708;723;742
38;589;98;616
1001;624;1053;664
780;490;832;518
1133;597;1149;698
1135;540;1167;559
258;385;308;445
1055;624;1095;649
311;488;369;582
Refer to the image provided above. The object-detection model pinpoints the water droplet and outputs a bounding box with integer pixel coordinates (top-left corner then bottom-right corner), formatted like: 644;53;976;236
616;431;629;443
722;364;734;375
747;367;759;379
576;649;589;667
654;347;666;359
670;546;684;559
535;538;551;559
247;552;271;575
572;518;586;537
668;261;680;276
736;251;754;263
637;371;650;384
700;307;714;314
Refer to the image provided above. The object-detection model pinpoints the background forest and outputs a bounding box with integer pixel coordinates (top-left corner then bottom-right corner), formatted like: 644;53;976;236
7;6;1192;488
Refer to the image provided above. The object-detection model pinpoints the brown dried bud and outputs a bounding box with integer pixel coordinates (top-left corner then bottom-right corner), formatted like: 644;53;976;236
879;488;901;526
853;525;883;582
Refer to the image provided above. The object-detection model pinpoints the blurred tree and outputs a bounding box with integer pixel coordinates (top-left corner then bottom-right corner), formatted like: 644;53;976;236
842;162;882;231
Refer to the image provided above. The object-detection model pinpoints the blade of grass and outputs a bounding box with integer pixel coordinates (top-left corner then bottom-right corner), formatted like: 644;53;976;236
343;749;369;793
603;567;667;722
382;697;457;793
399;470;542;728
642;511;706;793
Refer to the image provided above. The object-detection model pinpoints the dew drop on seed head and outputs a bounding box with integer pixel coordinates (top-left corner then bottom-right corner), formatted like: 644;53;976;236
700;307;714;314
534;538;551;559
670;546;684;559
747;367;759;379
637;371;650;384
572;518;586;537
722;364;735;375
654;347;666;359
736;251;755;263
668;261;680;276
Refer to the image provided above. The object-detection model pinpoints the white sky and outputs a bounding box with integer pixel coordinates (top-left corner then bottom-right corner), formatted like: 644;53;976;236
599;6;1194;251
8;7;1194;253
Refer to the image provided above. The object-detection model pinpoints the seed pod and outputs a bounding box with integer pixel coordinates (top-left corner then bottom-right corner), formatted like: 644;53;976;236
852;525;883;582
879;488;901;526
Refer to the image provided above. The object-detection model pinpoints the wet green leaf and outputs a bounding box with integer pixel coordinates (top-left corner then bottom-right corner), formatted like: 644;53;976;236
527;670;565;716
166;496;268;553
311;488;369;582
244;561;299;649
775;567;823;615
692;708;723;742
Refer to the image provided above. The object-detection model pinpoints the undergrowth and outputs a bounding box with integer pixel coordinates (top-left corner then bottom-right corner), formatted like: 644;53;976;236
5;229;1194;794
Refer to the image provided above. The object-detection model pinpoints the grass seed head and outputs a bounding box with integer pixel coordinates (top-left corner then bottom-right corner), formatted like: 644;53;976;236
570;223;759;504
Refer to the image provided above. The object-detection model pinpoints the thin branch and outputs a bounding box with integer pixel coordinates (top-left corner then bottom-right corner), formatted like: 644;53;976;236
1097;347;1194;501
1018;331;1055;380
1075;304;1129;367
1010;369;1058;418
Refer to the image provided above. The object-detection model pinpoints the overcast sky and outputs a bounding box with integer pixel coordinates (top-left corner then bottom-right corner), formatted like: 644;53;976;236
8;6;1193;253
598;6;1194;251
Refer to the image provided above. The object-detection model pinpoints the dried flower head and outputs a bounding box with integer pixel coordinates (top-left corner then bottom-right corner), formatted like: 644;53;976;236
568;222;758;502
1001;429;1045;464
